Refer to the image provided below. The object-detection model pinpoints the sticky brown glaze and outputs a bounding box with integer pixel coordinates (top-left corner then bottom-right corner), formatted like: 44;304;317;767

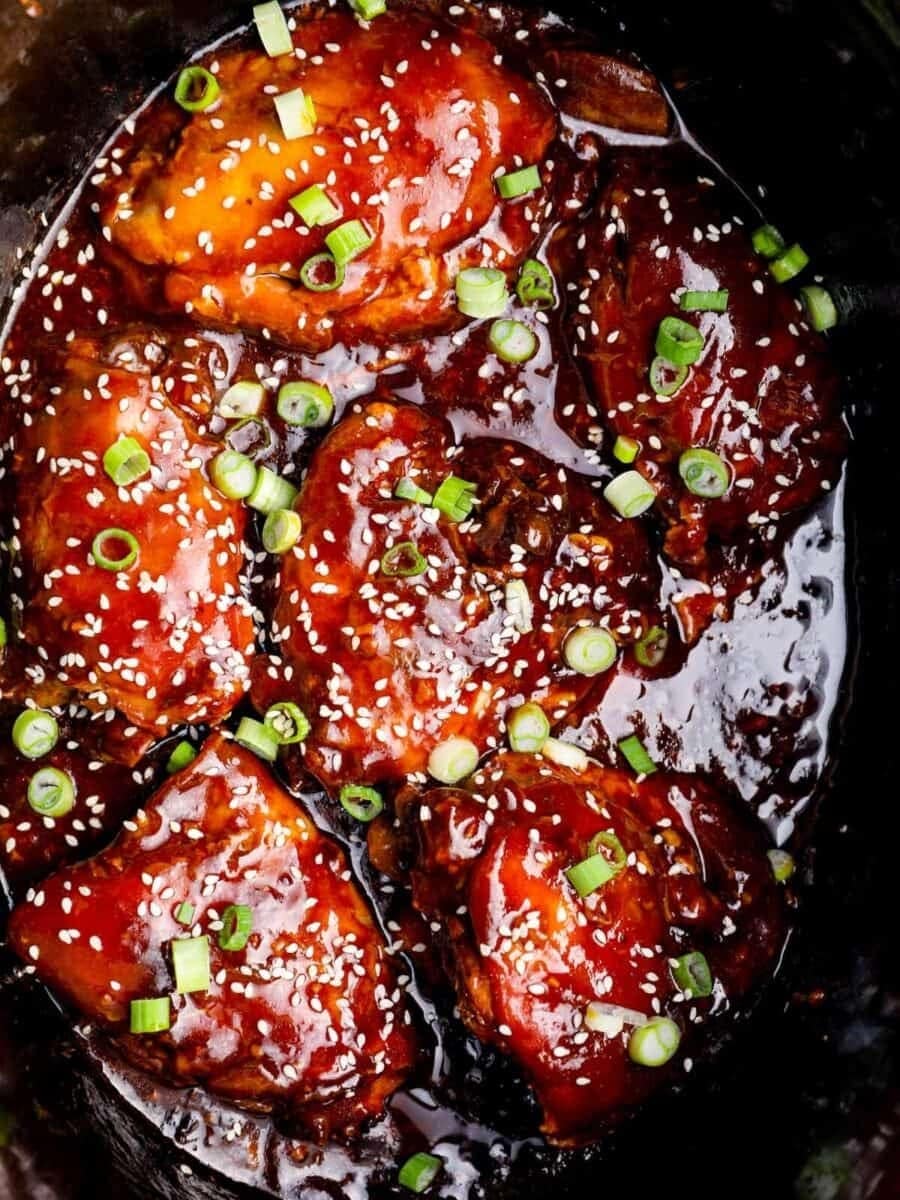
7;733;417;1138
538;47;670;135
0;707;148;895
251;399;662;790
407;751;785;1145
553;146;846;639
2;332;256;733
98;8;556;353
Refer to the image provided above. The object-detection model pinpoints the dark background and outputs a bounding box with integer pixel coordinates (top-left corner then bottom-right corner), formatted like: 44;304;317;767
1;0;899;1197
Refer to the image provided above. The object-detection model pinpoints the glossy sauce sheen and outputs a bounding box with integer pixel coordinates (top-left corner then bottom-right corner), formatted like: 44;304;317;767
0;0;847;1196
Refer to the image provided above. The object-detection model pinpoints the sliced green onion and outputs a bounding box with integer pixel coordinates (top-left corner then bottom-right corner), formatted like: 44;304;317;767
27;767;76;817
428;736;479;784
381;541;427;578
394;477;433;505
496;164;541;199
800;285;838;332
618;734;656;776
175;901;195;926
588;830;627;872
649;355;688;397
103;436;151;487
455;267;509;320
254;1;293;57
679;289;729;313
655;316;704;366
339;783;384;822
634;625;669;668
507;702;550;754
325;219;374;266
565;852;616;898
248;467;298;514
563;626;618;676
603;470;656;518
262;508;302;554
217;381;265;420
795;1146;852;1200
225;416;272;457
751;223;785;259
299;252;345;292
277;380;334;428
398;1152;443;1194
12;708;59;759
289;183;340;228
0;617;7;648
516;258;555;309
264;701;310;745
541;737;588;772
505;578;533;634
174;67;220;113
235;716;279;763
433;475;477;522
91;528;139;572
613;435;640;464
769;243;809;283
678;447;731;499
274;88;316;140
349;0;387;17
628;1017;681;1066
488;318;537;364
671;950;713;998
210;449;257;500
166;740;197;775
584;1001;647;1037
768;848;796;883
219;904;253;952
0;1108;14;1148
172;935;210;995
130;997;171;1034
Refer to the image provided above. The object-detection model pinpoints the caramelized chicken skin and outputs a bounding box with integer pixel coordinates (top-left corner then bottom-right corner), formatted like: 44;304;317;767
4;335;256;732
251;399;661;790
8;734;416;1136
99;8;556;352
555;147;845;636
407;751;785;1143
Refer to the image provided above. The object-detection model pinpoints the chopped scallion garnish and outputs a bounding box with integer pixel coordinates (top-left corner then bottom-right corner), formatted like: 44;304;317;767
603;470;656;519
172;935;210;995
174;901;195;927
565;852;616;898
325;219;374;266
264;701;310;745
679;289;729;313
247;467;298;515
634;625;669;668
563;625;618;676
274;88;316;140
505;579;533;633
541;737;588;771
398;1152;443;1194
217;381;265;420
496;164;541;199
800;285;838;332
289;183;340;228
262;508;302;555
381;541;427;578
488;318;537;363
751;223;785;259
91;528;140;572
618;734;656;776
219;904;253;952
339;784;384;822
27;767;75;817
394;477;433;505
299;251;345;292
433;475;477;522
12;708;59;760
649;355;688;397
628;1016;681;1066
768;848;795;883
588;830;627;872
506;702;550;754
455;267;509;320
515;258;555;309
769;243;809;283
174;67;220;113
210;449;258;500
678;447;731;499
254;1;294;57
165;740;197;775
234;716;279;763
670;950;713;998
130;997;171;1034
103;436;151;487
277;380;334;428
655;316;705;366
349;0;387;16
613;435;640;464
427;736;479;784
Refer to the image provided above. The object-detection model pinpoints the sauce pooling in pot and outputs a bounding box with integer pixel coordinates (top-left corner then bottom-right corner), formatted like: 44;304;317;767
0;0;847;1195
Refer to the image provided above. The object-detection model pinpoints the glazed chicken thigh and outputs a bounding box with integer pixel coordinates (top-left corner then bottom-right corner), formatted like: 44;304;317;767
9;734;417;1137
99;8;556;351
